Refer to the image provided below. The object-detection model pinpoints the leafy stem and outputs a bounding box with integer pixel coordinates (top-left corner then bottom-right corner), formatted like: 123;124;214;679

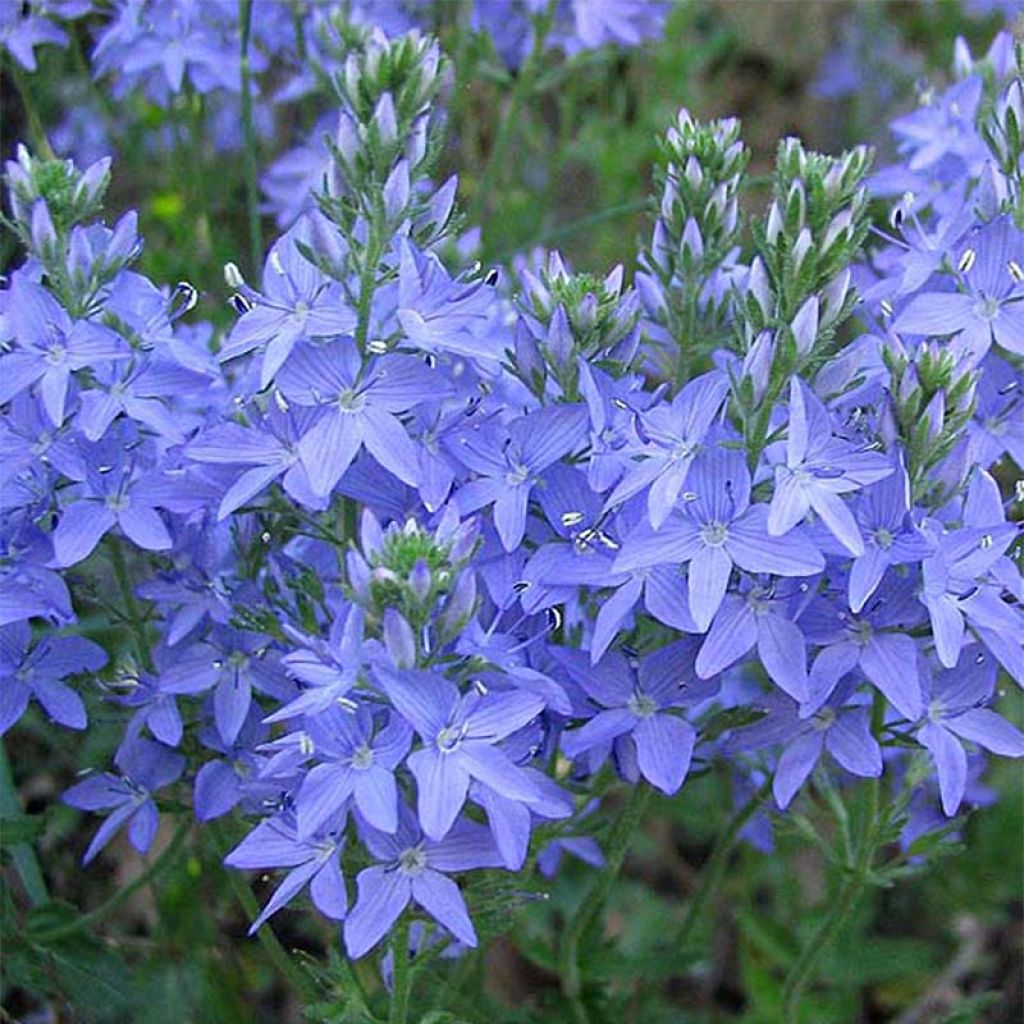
781;774;882;1023
0;739;48;907
676;780;771;950
387;915;413;1024
466;0;554;230
559;782;652;1023
108;536;153;672
239;0;262;276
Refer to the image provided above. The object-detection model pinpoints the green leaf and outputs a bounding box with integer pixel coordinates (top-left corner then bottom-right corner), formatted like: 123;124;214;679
0;811;46;845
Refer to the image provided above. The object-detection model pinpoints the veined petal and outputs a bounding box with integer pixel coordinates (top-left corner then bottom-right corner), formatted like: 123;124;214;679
344;866;410;959
633;714;694;795
412;868;476;947
917;721;966;817
408;747;470;841
687;544;732;632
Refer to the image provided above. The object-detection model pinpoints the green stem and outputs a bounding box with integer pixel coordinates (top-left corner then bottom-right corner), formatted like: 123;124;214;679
32;821;189;942
559;783;652;1021
6;58;54;159
676;781;770;950
781;776;881;1023
466;2;553;229
239;0;262;275
354;220;383;354
108;537;153;672
210;821;319;1002
387;915;413;1024
0;740;48;907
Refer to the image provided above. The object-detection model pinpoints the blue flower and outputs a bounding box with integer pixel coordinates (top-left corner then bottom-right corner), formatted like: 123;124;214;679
379;667;544;840
224;812;348;933
615;444;824;631
343;813;501;959
556;641;717;795
278;341;443;498
63;736;184;864
0;621;106;735
295;705;411;837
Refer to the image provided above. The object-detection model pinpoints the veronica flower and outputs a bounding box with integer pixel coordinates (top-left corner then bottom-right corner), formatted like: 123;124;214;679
615;445;825;631
224;812;347;933
295;705;411;837
63;736;184;864
725;687;882;809
396;241;508;363
378;667;544;840
268;604;366;723
278;341;441;497
218;218;357;388
116;642;221;747
452;404;589;551
848;458;933;613
917;647;1024;816
0;275;127;427
0;621;106;735
185;404;323;519
518;464;625;613
193;706;270;822
344;814;502;959
920;519;1020;670
602;370;729;529
696;579;813;702
967;355;1024;469
768;378;894;556
803;576;926;721
556;641;717;795
77;357;210;444
893;216;1024;360
52;455;172;567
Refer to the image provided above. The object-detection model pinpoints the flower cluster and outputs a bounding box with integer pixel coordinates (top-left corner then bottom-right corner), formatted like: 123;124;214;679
2;24;1022;969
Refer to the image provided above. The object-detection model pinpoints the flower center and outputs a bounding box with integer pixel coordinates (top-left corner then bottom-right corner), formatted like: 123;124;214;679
873;527;894;550
626;692;658;718
337;389;365;412
398;845;427;876
505;463;530;486
350;744;374;770
436;723;466;754
700;521;728;547
973;296;1000;322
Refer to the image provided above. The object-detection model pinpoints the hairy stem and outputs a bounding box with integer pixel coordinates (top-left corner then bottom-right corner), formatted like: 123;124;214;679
677;781;770;950
239;0;262;275
781;775;881;1023
559;783;652;1021
6;57;54;160
466;1;553;230
388;916;413;1024
108;536;153;672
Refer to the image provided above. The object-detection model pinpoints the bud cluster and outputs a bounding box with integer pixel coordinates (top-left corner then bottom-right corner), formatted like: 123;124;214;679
639;109;748;383
754;139;872;327
3;146;142;317
881;336;978;502
980;44;1024;225
514;253;640;399
346;506;479;640
651;109;748;284
325;29;449;228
